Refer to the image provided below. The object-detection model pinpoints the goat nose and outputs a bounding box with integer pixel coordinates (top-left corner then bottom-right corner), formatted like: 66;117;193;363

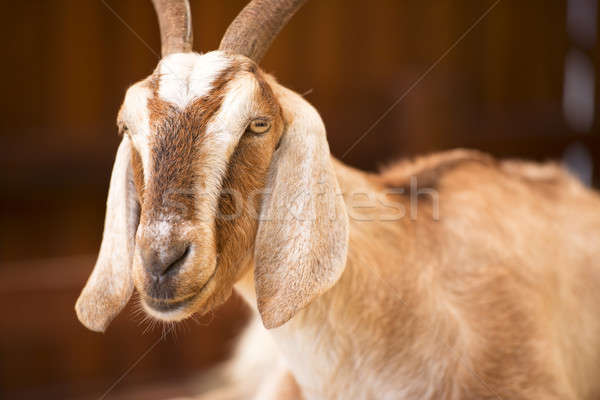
140;242;190;282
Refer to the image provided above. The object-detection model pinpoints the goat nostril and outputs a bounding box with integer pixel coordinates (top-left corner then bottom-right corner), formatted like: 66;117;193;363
162;245;191;276
151;272;162;284
142;243;191;281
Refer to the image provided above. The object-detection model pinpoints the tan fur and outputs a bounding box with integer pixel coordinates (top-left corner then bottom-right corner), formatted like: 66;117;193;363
233;150;600;400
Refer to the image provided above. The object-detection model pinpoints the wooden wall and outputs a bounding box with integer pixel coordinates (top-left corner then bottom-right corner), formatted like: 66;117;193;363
0;0;597;398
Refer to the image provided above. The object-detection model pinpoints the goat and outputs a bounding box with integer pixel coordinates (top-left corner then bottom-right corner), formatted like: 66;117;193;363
76;0;600;399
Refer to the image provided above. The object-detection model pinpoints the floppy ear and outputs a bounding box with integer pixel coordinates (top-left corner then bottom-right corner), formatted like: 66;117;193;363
75;139;140;332
254;86;349;329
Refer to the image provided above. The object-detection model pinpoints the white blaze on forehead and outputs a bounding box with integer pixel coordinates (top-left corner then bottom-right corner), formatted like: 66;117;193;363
206;72;263;150
157;51;231;109
122;81;153;177
195;73;262;216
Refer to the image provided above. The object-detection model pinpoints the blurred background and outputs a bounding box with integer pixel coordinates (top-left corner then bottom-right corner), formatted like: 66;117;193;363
1;0;598;398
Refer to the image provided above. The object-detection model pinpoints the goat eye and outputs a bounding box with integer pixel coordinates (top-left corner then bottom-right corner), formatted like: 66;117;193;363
119;124;129;136
248;119;271;134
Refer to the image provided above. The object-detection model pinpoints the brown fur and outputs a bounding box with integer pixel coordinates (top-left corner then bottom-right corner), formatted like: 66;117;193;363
130;146;145;198
378;148;494;189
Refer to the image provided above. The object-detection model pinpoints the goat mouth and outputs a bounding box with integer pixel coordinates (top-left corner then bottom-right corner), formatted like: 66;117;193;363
144;292;197;313
141;266;218;319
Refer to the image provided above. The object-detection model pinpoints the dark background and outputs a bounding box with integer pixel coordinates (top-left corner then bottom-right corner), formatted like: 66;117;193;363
1;0;598;399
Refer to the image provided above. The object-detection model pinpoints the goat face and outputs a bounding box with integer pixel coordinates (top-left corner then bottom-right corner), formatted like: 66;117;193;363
76;50;349;331
127;52;284;322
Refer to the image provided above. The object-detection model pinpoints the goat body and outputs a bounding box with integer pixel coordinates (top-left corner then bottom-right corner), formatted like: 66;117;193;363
228;150;600;400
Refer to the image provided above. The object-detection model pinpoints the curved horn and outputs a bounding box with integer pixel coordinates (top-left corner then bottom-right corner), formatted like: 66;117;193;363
219;0;308;63
151;0;193;57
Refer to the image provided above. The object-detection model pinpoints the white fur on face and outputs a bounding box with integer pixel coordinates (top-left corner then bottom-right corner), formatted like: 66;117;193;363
122;81;153;178
141;298;191;322
189;69;262;220
157;52;231;109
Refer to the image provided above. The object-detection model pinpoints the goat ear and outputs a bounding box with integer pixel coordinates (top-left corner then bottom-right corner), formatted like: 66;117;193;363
254;87;349;329
75;139;139;332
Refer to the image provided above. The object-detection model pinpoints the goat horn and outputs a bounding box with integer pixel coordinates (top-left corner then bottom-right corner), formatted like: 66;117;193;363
219;0;308;63
151;0;193;57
